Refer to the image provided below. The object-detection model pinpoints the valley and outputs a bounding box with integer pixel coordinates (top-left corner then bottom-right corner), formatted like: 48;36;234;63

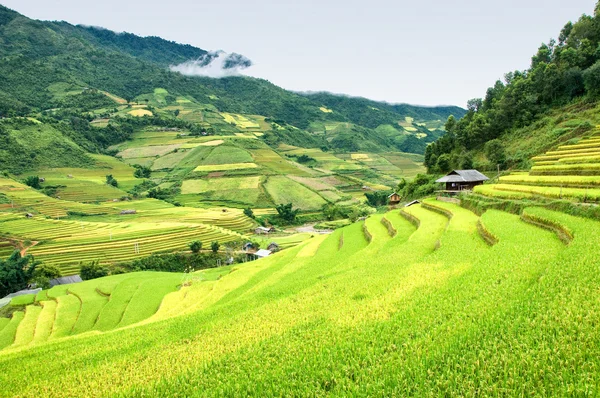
2;1;600;396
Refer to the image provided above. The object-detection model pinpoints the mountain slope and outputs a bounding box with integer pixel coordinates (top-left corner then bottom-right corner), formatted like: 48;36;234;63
1;201;599;395
0;4;464;156
425;4;600;172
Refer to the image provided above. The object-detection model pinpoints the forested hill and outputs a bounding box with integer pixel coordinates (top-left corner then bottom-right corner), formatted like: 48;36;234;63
425;2;600;172
0;4;465;156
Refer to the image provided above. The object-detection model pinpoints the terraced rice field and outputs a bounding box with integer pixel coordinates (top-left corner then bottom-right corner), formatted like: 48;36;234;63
1;200;598;396
480;131;600;202
264;176;328;210
0;178;119;217
0;207;250;274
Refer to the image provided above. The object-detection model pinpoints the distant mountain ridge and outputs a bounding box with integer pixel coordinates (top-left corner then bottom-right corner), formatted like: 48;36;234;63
0;4;465;158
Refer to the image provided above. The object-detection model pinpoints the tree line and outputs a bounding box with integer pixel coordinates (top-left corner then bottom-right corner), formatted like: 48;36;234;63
426;2;600;172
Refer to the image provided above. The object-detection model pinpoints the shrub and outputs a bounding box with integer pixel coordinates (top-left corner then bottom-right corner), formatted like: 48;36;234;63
211;241;220;253
243;208;255;219
30;264;62;289
189;240;202;253
24;176;41;189
105;174;118;187
80;261;109;281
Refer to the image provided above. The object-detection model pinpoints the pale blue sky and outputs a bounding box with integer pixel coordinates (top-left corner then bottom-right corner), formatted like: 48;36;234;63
2;0;596;107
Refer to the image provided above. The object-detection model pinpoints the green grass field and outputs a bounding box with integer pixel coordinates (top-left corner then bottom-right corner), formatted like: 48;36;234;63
264;176;328;210
0;201;598;396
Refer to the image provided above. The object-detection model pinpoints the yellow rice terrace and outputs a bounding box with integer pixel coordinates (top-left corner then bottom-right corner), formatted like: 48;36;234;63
1;200;600;396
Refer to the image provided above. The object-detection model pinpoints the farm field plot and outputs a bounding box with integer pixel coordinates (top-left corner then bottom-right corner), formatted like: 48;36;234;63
193;163;258;172
250;148;310;176
3;201;598;397
264;176;327;210
181;177;261;194
118;144;181;159
381;152;426;178
178;176;264;207
0;178;119;217
201;146;253;165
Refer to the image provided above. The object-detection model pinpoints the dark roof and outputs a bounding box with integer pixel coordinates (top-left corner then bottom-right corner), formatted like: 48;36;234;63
436;170;489;183
49;275;83;287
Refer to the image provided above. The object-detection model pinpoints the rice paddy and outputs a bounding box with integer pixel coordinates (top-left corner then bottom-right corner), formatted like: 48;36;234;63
1;200;598;396
479;130;600;203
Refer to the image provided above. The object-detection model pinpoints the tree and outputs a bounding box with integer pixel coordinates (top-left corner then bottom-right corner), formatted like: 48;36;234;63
484;139;506;167
30;264;62;289
322;204;339;221
243;208;255;219
444;115;457;133
174;109;180;117
106;174;118;187
80;261;109;281
189;240;202;253
275;203;299;223
133;165;151;178
364;191;392;207
436;154;452;173
584;60;600;97
0;251;38;297
211;241;220;253
24;176;41;189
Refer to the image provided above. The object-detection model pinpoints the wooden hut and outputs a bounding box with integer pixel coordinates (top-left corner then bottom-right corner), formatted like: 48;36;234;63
388;192;401;205
436;170;489;193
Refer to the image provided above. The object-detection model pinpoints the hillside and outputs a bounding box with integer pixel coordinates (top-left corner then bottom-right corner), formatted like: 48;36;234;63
425;4;600;173
0;4;465;159
1;200;600;395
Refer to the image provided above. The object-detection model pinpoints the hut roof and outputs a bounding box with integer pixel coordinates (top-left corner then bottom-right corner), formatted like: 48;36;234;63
255;249;272;258
49;275;83;287
436;170;489;183
388;192;400;198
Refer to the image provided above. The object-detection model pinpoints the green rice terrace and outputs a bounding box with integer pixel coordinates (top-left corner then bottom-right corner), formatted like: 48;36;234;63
1;199;599;396
472;126;600;204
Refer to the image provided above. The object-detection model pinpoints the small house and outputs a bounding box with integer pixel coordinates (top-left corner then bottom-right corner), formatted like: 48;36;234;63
243;242;254;252
404;200;420;207
255;226;275;235
436;170;489;192
254;249;272;258
388;192;401;205
267;242;280;252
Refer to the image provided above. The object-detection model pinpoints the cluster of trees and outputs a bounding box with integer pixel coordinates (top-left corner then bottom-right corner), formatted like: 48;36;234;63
189;240;220;254
0;251;62;296
105;174;118;187
426;3;600;172
133;165;151;178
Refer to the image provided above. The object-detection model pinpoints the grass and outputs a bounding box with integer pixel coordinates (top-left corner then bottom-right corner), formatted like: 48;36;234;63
2;202;600;395
263;176;327;210
500;174;600;187
128;109;153;117
118;144;180;159
181;177;260;194
478;183;600;202
12;305;42;346
0;312;23;349
193;163;258;172
202;146;253;165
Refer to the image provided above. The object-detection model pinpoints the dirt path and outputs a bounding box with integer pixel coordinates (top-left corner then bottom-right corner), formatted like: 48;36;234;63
294;224;333;235
20;241;39;256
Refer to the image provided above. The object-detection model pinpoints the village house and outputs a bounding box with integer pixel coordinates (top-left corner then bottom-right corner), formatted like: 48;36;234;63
267;242;280;252
255;226;275;235
388;192;401;205
436;170;489;193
